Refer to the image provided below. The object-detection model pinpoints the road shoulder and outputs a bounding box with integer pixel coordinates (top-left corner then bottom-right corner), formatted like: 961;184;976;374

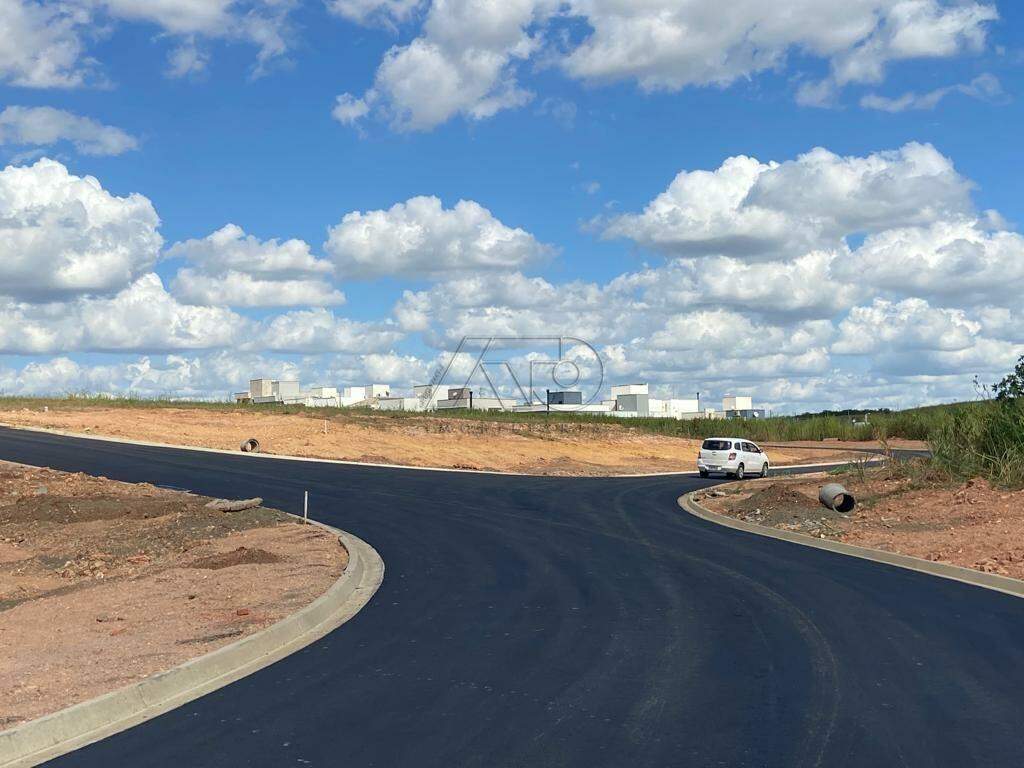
0;520;383;768
680;490;1024;600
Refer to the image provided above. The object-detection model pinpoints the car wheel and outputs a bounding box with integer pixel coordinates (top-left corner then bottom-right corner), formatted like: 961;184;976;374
760;462;769;478
699;469;709;478
735;463;745;480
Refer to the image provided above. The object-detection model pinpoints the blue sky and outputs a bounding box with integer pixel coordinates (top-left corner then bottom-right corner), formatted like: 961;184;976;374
1;0;1022;411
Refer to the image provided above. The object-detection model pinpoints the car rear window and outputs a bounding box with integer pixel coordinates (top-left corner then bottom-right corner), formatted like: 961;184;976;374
702;440;732;451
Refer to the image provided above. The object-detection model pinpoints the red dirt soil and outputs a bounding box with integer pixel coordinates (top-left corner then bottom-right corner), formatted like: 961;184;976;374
0;461;347;728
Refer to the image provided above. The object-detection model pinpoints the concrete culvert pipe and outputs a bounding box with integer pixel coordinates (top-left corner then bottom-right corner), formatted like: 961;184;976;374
240;438;261;453
819;483;856;513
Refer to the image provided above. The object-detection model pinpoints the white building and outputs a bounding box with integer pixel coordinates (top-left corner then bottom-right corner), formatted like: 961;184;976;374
435;387;506;411
648;398;701;419
610;384;649;397
722;395;753;412
238;378;392;408
339;384;391;407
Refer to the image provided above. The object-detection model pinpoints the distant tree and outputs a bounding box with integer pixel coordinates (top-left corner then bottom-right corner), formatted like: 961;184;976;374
993;356;1024;401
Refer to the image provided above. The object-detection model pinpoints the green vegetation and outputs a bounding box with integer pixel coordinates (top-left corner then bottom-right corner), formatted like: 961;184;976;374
928;359;1024;489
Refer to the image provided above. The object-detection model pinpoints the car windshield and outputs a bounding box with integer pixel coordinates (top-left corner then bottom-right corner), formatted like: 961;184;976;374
702;440;733;451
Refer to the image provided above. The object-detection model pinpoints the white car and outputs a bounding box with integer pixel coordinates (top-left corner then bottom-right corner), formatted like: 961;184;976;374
697;437;770;479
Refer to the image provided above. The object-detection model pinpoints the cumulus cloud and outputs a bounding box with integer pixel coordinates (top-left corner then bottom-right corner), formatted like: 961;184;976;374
838;220;1024;306
0;158;162;301
171;270;346;308
167;223;331;277
0;274;248;354
336;0;999;131
325;196;554;278
831;298;979;355
634;251;867;319
334;0;547;131
360;351;432;382
4;141;1023;413
0;106;138;156
825;2;996;86
166;224;342;307
0;352;303;398
259;309;403;353
0;0;94;88
603;142;973;259
0;0;296;87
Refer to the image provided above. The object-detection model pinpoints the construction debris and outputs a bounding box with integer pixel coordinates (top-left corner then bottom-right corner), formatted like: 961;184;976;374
204;497;263;512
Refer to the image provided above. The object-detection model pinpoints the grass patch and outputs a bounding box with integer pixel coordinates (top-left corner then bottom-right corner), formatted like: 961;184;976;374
930;398;1024;489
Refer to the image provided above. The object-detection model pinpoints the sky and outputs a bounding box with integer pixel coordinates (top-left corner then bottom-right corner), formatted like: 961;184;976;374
1;0;1022;412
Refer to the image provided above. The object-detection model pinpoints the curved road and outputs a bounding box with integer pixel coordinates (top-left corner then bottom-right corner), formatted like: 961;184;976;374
2;427;1023;767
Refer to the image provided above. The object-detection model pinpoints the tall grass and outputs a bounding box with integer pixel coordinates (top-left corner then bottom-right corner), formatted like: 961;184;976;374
929;398;1024;489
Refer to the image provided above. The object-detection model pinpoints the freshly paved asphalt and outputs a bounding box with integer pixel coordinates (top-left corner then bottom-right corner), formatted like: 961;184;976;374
2;427;1023;767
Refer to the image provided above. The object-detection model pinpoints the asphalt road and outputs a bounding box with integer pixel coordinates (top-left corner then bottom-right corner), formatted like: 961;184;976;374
2;427;1023;767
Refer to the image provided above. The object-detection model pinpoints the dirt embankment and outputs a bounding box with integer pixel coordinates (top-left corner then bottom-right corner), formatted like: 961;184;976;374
698;467;1024;580
0;461;346;728
0;406;867;475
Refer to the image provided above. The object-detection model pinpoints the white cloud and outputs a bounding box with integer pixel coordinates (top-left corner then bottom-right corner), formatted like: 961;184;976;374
360;351;431;383
0;274;248;354
166;224;342;307
327;0;424;27
0;0;296;88
0;105;138;155
829;1;996;85
831;298;979;355
325;196;553;278
171;269;346;308
860;72;1003;112
97;0;298;74
332;93;371;126
604;142;973;259
0;158;162;301
0;352;302;398
839;220;1024;306
167;223;331;277
636;251;867;318
338;0;999;131
334;0;546;131
259;309;403;353
166;38;209;78
0;0;93;88
797;1;998;106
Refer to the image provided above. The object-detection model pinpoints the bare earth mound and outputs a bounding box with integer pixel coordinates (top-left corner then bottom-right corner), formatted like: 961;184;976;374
699;468;1024;580
0;461;346;728
0;406;869;475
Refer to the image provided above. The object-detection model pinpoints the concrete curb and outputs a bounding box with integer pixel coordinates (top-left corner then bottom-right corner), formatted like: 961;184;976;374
0;423;876;479
0;520;384;768
679;491;1024;600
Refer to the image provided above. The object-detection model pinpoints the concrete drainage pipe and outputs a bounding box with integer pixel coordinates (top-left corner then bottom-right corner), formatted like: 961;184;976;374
240;438;261;453
819;483;856;513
